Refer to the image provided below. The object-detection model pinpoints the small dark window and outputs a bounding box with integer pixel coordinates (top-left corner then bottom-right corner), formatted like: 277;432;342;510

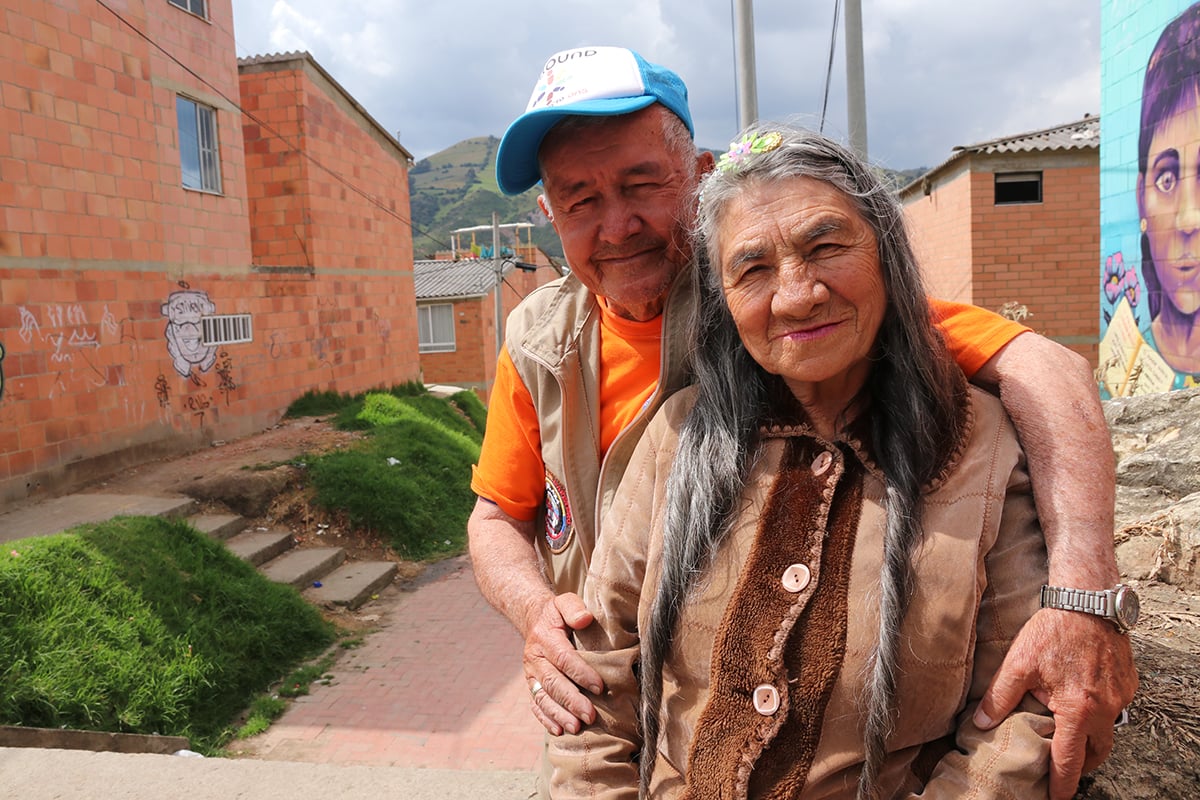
995;172;1042;204
167;0;207;18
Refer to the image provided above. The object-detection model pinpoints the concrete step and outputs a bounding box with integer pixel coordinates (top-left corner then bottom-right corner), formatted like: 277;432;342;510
187;513;248;541
260;547;346;589
225;528;295;567
304;561;398;610
0;494;199;544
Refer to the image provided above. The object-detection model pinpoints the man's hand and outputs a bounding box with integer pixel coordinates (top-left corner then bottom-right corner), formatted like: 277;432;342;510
524;592;604;736
974;609;1137;800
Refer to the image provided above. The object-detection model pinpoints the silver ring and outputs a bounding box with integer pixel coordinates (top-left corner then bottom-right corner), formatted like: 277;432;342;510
530;679;544;699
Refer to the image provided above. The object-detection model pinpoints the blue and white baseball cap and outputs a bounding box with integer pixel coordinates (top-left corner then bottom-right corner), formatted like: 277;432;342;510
495;46;694;196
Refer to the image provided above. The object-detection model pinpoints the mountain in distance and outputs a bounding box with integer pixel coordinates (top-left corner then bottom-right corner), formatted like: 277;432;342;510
407;136;561;259
407;136;927;261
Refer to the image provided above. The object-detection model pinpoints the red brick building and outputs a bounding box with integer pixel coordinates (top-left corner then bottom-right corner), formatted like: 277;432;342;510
0;0;418;505
899;117;1100;364
415;247;562;400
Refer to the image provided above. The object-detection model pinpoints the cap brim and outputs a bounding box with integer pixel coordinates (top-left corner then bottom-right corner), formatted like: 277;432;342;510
495;95;659;196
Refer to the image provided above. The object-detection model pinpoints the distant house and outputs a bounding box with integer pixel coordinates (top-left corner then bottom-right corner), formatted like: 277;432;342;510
899;116;1100;365
0;0;419;504
414;249;561;400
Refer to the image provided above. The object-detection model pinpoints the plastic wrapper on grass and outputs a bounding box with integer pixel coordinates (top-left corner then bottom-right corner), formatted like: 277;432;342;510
310;413;479;559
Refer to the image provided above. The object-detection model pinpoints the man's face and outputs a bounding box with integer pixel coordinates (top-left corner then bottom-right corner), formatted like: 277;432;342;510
538;106;704;322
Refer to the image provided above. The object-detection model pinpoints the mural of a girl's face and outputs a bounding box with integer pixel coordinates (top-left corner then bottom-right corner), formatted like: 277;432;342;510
1139;89;1200;319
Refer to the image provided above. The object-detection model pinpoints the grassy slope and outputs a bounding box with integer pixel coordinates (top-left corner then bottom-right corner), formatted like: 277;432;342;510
293;386;485;560
0;517;335;753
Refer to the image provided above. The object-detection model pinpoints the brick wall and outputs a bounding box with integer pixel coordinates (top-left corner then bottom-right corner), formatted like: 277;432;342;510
902;151;1100;365
969;163;1099;363
0;3;420;504
903;168;975;302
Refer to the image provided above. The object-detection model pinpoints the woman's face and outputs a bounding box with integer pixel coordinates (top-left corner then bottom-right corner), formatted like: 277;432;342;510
1140;95;1200;317
716;175;886;404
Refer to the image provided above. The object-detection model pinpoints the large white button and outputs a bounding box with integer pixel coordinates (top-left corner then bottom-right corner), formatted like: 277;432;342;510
753;684;780;715
812;450;833;475
781;563;812;593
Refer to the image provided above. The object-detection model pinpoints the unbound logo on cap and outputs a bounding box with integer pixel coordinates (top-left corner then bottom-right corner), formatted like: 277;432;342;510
526;47;646;112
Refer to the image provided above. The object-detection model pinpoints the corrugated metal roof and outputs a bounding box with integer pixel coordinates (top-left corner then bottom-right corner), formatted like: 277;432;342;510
413;259;506;300
952;115;1099;156
900;115;1099;197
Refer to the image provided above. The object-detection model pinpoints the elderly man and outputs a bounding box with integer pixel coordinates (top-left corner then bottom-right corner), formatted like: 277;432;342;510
468;46;1136;799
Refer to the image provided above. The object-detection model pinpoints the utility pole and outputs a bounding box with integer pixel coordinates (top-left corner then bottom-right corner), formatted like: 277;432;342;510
492;211;503;359
733;0;758;130
844;0;868;159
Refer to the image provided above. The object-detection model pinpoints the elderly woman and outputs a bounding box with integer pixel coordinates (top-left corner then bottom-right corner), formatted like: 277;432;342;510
547;125;1053;799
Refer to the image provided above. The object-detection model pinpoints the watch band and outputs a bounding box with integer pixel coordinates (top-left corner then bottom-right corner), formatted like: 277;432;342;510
1039;585;1114;618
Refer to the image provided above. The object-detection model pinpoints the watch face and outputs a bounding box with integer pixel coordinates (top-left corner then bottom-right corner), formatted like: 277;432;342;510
1115;586;1140;629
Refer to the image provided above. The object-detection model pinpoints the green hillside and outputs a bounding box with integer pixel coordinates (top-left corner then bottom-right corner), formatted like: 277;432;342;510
408;136;563;259
407;136;926;260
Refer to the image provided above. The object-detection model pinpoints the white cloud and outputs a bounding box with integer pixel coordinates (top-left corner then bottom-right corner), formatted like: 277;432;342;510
230;0;1101;169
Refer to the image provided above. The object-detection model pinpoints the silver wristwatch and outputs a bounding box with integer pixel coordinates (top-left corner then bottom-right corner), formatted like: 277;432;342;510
1039;584;1140;632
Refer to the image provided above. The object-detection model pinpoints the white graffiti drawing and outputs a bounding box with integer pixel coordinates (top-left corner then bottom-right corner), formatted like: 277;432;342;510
68;329;99;349
18;307;40;344
101;306;119;337
161;289;217;378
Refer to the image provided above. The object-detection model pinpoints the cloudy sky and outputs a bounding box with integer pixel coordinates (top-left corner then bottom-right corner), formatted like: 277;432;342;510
229;0;1099;172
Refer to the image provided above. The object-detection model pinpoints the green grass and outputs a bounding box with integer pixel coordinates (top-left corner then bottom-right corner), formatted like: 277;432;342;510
234;653;337;739
0;518;335;753
307;391;481;559
449;390;487;436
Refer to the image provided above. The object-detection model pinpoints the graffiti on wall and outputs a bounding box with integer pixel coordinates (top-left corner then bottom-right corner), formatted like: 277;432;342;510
1100;0;1200;396
18;303;112;397
161;282;217;381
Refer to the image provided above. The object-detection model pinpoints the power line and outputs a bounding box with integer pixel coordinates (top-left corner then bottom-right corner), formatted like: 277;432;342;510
820;0;842;134
92;0;453;254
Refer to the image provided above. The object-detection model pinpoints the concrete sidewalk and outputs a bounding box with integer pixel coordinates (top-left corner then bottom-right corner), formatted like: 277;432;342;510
0;748;536;800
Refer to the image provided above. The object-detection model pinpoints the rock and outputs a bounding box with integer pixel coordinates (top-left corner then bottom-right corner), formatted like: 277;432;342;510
1115;535;1164;581
185;467;296;517
1107;388;1200;590
1107;388;1200;498
1115;485;1176;530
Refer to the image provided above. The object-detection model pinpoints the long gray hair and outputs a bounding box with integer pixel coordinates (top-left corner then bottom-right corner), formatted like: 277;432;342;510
638;125;964;798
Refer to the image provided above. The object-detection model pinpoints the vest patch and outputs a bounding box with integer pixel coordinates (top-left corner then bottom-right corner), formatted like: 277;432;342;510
544;471;573;553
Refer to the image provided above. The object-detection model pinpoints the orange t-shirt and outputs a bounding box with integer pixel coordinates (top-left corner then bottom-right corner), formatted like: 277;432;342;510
470;300;662;521
471;297;1026;522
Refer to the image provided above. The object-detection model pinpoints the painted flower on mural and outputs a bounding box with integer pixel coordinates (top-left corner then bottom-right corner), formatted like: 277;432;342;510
1103;252;1142;321
1122;267;1140;307
1105;252;1126;303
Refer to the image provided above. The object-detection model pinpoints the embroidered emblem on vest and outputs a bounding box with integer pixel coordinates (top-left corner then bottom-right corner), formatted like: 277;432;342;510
544;471;573;553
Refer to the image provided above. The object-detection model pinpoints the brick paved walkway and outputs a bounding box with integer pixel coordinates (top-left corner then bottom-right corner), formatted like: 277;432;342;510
238;555;544;778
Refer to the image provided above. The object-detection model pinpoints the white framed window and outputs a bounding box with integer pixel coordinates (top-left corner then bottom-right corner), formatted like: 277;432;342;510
418;304;455;353
167;0;207;18
176;95;222;193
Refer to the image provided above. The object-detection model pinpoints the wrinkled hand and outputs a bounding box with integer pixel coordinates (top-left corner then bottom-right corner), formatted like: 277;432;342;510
523;592;604;736
974;609;1137;800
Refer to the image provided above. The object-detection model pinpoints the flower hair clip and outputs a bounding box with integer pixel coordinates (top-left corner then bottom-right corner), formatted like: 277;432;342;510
715;131;783;173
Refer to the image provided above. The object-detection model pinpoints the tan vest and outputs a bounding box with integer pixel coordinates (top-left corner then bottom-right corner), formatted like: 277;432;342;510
505;270;694;595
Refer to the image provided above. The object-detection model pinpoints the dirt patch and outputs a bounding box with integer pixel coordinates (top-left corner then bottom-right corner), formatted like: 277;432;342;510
1079;582;1200;798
